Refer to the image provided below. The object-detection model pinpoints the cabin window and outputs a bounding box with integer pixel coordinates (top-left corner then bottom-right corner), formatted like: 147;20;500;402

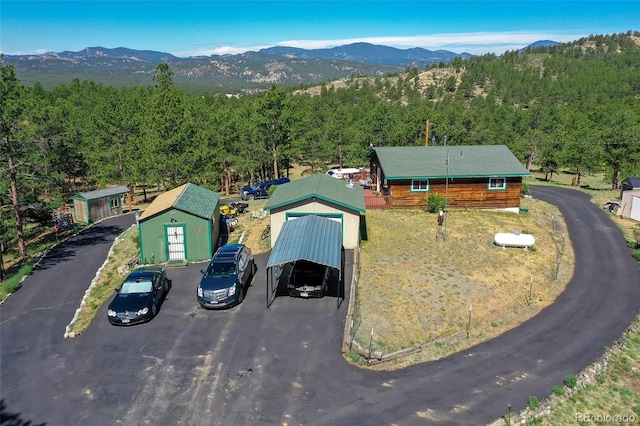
411;179;430;192
488;177;506;190
109;197;120;209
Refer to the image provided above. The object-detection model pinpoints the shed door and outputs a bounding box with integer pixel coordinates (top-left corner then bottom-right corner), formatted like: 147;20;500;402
166;225;186;260
631;195;640;222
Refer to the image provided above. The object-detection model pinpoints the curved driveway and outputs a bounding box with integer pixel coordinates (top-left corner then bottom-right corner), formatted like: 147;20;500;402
1;186;639;425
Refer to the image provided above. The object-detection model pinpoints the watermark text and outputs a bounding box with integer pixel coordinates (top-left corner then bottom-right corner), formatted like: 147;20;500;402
576;413;636;423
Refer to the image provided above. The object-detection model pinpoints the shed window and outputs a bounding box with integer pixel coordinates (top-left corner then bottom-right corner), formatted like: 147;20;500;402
109;197;120;209
488;178;506;190
411;179;430;192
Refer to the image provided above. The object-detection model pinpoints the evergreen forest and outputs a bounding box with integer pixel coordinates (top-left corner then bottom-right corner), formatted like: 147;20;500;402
1;32;640;270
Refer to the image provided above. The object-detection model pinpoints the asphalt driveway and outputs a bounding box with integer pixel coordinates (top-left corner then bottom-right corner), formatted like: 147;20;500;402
1;186;639;425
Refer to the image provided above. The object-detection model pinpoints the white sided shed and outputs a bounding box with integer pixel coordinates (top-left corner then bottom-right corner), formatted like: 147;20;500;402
621;189;640;222
263;173;366;249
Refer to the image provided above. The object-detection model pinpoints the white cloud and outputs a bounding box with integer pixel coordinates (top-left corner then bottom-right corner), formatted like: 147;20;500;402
174;44;273;57
175;31;586;57
0;48;51;56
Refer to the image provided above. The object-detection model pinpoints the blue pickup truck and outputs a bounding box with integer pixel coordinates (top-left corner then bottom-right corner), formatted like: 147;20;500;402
240;177;290;200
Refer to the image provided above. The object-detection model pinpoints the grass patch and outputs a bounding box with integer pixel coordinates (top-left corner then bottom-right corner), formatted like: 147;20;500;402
0;263;34;300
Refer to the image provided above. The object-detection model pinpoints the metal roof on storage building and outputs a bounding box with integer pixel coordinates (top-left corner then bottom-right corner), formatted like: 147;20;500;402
138;183;220;221
266;215;342;271
74;185;130;200
264;173;365;213
367;145;530;180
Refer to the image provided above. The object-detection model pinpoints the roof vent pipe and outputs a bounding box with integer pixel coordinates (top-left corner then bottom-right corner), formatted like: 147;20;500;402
346;173;355;189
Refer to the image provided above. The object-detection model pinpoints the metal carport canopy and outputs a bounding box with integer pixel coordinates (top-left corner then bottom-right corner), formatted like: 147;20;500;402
266;215;342;272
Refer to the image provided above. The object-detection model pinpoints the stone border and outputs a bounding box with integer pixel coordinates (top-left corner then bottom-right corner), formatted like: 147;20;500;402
488;315;640;425
64;224;137;339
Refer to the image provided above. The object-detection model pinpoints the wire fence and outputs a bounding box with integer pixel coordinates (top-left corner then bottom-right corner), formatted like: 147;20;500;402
344;208;571;366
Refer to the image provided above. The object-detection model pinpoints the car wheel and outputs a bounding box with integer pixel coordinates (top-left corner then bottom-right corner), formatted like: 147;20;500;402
237;286;244;305
247;194;255;200
151;302;157;318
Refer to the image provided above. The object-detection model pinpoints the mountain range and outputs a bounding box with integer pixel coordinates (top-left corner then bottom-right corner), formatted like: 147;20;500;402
2;41;555;94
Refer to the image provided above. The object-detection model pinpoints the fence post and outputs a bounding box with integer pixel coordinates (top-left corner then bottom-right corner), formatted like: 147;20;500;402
367;328;374;366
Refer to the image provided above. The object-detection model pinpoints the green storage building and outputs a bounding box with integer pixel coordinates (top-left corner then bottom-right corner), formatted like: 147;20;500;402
138;183;221;264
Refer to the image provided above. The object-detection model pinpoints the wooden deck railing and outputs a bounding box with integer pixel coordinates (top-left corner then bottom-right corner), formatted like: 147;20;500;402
364;195;392;209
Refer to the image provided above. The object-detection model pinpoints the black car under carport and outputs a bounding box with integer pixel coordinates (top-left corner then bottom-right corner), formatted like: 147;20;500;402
265;215;344;308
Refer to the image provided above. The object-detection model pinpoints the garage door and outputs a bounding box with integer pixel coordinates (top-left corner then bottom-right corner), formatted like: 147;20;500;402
631;195;640;222
286;213;342;236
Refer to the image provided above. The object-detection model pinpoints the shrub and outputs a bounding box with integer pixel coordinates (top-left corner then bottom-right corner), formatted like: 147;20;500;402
521;180;530;195
528;395;540;410
564;374;578;388
552;385;564;396
426;193;448;213
633;223;640;249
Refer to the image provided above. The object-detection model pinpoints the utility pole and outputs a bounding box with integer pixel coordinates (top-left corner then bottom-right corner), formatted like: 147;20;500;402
444;145;449;240
425;121;429;146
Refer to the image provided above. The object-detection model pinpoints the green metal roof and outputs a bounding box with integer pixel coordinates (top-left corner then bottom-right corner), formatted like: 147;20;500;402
266;215;342;271
264;173;365;213
368;145;530;180
174;183;220;219
73;185;130;201
138;183;219;221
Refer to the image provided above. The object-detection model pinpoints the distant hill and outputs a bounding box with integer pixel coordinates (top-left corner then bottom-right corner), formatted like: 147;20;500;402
2;43;474;93
50;46;180;63
519;40;560;53
259;42;473;65
2;41;539;93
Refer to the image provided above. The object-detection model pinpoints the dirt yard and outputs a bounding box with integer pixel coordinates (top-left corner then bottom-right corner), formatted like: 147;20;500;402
355;195;574;369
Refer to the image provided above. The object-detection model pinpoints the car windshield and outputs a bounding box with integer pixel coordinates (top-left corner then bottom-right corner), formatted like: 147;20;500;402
250;183;260;189
120;279;153;294
205;262;237;278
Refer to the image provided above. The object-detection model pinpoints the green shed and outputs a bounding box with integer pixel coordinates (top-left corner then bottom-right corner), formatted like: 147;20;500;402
138;183;221;264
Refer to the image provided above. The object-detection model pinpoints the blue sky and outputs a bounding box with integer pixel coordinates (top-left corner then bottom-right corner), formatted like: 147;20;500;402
2;1;638;57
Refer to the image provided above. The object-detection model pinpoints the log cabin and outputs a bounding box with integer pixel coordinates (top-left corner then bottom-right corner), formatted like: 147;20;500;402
366;145;530;211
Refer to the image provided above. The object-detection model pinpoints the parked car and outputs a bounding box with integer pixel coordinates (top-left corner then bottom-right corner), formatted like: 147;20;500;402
107;266;171;325
287;260;331;298
197;244;256;308
240;177;290;200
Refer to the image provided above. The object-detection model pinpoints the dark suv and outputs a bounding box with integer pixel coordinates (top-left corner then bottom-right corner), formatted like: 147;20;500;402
240;177;290;200
197;244;256;308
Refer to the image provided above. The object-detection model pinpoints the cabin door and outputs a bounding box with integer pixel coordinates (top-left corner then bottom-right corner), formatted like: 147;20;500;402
166;225;186;260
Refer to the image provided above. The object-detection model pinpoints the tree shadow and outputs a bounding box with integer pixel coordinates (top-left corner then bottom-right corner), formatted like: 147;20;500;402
0;399;46;426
